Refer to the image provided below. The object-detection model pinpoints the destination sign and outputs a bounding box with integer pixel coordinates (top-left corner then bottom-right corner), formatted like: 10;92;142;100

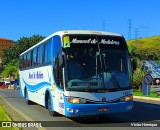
63;35;127;49
70;38;120;45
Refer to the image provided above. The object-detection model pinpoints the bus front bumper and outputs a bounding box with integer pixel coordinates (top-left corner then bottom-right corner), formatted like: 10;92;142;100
65;101;133;117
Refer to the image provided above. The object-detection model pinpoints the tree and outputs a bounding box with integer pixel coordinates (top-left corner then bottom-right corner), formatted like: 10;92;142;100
133;68;145;91
127;36;160;60
2;59;19;79
2;35;45;65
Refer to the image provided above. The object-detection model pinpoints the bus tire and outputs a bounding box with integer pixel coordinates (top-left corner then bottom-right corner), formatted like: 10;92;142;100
47;95;55;116
25;88;31;105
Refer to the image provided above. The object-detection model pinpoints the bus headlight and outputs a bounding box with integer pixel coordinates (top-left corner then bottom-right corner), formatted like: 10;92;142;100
67;98;86;104
125;95;133;102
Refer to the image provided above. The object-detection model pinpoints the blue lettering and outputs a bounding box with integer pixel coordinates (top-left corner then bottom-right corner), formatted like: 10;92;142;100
29;71;44;79
29;73;33;79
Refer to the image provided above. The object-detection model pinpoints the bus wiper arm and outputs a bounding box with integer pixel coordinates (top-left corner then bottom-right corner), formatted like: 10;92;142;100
109;72;121;90
101;51;120;90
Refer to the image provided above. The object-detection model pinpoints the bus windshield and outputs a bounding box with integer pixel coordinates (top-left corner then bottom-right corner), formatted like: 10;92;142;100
63;35;131;91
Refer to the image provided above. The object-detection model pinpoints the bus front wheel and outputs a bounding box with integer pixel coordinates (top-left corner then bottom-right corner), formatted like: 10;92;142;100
47;95;55;116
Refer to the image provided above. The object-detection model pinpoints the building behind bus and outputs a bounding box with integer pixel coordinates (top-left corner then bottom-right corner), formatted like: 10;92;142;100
0;38;14;65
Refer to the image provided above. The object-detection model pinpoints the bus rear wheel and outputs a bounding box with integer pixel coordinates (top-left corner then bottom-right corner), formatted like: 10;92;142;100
47;95;55;116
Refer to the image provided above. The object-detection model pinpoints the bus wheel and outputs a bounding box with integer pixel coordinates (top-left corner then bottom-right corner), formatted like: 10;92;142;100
47;95;55;116
25;88;31;105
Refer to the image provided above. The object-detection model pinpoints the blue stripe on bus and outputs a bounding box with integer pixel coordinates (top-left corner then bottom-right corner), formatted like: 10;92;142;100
22;78;51;92
19;81;23;97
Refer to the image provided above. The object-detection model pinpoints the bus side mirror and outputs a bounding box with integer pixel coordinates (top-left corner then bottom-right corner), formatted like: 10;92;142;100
53;55;64;85
132;58;138;73
59;55;65;68
53;58;59;84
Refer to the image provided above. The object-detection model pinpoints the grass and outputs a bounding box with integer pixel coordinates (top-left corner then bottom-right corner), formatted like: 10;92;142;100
133;89;160;98
0;105;18;130
0;105;11;121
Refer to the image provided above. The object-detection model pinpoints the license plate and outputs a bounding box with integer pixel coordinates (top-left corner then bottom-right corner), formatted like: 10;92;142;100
98;107;110;112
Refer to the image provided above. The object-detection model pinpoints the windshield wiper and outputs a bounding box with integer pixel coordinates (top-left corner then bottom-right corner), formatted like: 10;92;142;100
109;72;121;90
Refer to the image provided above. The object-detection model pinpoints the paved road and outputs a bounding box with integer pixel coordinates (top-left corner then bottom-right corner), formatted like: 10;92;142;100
0;89;160;130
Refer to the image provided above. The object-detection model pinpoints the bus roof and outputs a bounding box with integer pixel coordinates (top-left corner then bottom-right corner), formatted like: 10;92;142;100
20;30;123;56
54;30;122;36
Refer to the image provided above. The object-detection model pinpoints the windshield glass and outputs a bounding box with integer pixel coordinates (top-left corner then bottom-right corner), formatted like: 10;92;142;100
63;35;131;91
101;49;131;89
66;48;97;80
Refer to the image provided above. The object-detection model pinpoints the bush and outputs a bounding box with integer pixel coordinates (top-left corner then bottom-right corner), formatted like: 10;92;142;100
133;68;145;91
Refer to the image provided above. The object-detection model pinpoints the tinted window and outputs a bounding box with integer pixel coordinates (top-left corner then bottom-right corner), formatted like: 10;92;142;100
37;46;43;65
30;50;33;66
24;55;27;68
44;41;51;63
33;48;37;66
19;55;24;69
27;52;31;67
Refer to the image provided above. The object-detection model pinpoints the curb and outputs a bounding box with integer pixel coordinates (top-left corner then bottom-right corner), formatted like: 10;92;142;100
0;95;46;130
133;96;160;102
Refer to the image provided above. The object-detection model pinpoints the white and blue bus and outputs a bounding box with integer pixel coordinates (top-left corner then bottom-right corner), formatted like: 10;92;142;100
19;30;133;117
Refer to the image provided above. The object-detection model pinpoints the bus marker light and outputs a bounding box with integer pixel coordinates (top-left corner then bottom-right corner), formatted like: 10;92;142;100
67;98;80;104
125;95;133;102
67;108;73;113
74;109;79;113
127;105;133;110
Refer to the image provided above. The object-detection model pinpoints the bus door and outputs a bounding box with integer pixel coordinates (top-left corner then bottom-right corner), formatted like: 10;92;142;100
54;51;65;115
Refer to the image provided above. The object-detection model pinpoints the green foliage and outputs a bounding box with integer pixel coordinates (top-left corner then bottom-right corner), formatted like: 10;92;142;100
127;36;160;60
1;35;45;79
0;105;18;130
0;67;4;74
154;61;160;66
2;59;19;78
2;35;45;65
0;105;10;121
133;68;145;91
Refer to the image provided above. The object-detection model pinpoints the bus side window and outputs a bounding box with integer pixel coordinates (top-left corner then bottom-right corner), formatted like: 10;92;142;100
20;55;24;70
54;51;64;89
24;54;27;69
33;48;37;66
36;47;39;65
30;50;33;67
37;46;43;65
27;52;31;68
44;41;51;64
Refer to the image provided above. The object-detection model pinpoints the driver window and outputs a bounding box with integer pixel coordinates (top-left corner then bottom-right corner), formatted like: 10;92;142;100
57;51;64;89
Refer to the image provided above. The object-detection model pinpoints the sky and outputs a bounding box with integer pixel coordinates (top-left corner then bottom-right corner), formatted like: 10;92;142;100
1;0;160;41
